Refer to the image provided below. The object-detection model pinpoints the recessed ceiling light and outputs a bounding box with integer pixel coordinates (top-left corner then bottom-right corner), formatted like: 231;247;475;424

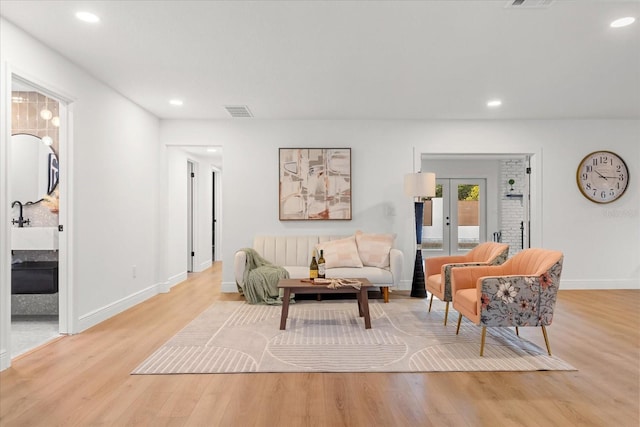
75;11;100;23
206;148;217;153
169;99;184;106
611;17;636;28
487;99;502;108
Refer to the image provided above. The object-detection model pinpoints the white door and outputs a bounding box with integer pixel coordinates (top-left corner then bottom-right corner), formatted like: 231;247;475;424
187;161;195;272
423;178;486;256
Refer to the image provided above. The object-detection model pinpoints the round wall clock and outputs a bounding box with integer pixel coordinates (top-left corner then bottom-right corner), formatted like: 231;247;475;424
576;150;629;204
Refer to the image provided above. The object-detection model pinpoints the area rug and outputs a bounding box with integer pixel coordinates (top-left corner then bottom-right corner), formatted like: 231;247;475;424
132;298;575;374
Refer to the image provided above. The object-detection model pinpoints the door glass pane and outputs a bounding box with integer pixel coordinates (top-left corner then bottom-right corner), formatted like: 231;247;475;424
423;184;443;250
457;183;480;250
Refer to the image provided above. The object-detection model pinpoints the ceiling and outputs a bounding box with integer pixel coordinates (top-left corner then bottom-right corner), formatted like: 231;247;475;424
180;145;223;166
1;0;639;121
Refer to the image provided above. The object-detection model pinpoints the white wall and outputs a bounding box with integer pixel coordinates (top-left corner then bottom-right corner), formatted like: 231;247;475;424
161;119;640;293
1;14;638;372
1;19;162;369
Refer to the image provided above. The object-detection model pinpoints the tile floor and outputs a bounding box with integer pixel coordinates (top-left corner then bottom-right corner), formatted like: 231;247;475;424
11;315;60;358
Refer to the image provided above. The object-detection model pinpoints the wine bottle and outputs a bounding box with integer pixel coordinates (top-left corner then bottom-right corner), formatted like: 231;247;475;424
317;249;326;279
309;254;318;279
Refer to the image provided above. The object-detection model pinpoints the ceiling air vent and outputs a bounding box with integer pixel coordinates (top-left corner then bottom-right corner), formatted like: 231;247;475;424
224;105;253;118
505;0;554;8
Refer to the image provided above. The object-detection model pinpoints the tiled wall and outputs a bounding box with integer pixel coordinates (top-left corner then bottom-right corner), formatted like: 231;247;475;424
11;91;60;152
10;91;60;229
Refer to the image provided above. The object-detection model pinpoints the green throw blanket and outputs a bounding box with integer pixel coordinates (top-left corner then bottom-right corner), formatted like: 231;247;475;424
237;248;292;305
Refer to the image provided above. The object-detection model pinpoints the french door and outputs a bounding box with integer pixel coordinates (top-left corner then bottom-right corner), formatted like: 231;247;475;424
423;179;486;257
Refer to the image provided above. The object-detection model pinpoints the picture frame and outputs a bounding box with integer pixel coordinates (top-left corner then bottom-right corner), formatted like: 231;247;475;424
279;148;352;220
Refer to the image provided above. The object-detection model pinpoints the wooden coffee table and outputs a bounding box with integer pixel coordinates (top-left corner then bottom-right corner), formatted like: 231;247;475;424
277;278;373;330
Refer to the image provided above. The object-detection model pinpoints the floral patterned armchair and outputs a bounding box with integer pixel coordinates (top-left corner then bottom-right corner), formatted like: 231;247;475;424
425;242;509;325
450;248;563;356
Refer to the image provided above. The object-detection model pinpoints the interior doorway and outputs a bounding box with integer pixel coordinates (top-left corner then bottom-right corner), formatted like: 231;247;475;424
9;77;64;358
171;146;221;274
421;153;534;260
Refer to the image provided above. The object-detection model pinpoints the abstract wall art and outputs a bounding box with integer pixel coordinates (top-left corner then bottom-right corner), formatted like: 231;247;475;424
279;148;351;220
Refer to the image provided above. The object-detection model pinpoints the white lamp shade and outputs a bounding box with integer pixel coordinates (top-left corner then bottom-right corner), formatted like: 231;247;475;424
404;172;436;198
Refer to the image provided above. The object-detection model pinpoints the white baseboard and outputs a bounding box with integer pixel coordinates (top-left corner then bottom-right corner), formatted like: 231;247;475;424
76;282;163;333
170;271;188;288
157;281;170;293
195;260;212;273
397;280;412;291
158;271;188;293
221;281;239;293
0;349;8;371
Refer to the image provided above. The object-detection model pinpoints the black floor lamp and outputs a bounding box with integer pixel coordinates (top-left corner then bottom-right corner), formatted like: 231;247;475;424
404;171;436;298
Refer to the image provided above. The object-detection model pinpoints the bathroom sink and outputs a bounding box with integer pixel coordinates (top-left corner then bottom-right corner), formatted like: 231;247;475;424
11;227;58;250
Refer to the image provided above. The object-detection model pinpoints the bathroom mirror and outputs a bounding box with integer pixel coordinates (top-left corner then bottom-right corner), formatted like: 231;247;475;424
11;133;59;204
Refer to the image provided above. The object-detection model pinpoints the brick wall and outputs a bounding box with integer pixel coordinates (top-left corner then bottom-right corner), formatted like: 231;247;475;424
499;159;526;256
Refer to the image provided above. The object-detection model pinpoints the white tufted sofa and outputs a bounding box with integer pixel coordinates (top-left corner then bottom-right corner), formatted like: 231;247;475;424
234;235;404;302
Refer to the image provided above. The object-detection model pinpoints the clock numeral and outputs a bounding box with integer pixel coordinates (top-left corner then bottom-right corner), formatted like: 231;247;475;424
586;183;592;190
581;173;588;180
619;174;625;181
592;189;597;197
601;191;607;199
586;165;592;172
610;190;615;197
616;165;622;171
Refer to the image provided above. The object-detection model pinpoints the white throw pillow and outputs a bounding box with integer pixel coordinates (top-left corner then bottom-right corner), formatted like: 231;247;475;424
355;230;395;268
316;235;363;268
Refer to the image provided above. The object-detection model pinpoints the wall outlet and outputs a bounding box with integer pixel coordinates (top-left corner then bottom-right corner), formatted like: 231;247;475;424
132;265;137;278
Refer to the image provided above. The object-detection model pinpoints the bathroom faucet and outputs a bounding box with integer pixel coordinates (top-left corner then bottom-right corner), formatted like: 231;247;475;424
11;201;30;228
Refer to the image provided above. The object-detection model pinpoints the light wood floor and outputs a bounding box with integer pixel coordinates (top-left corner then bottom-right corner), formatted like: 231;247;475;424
1;263;638;427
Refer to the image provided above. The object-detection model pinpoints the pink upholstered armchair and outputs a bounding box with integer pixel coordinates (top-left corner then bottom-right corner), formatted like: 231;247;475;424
425;242;509;325
451;248;564;356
